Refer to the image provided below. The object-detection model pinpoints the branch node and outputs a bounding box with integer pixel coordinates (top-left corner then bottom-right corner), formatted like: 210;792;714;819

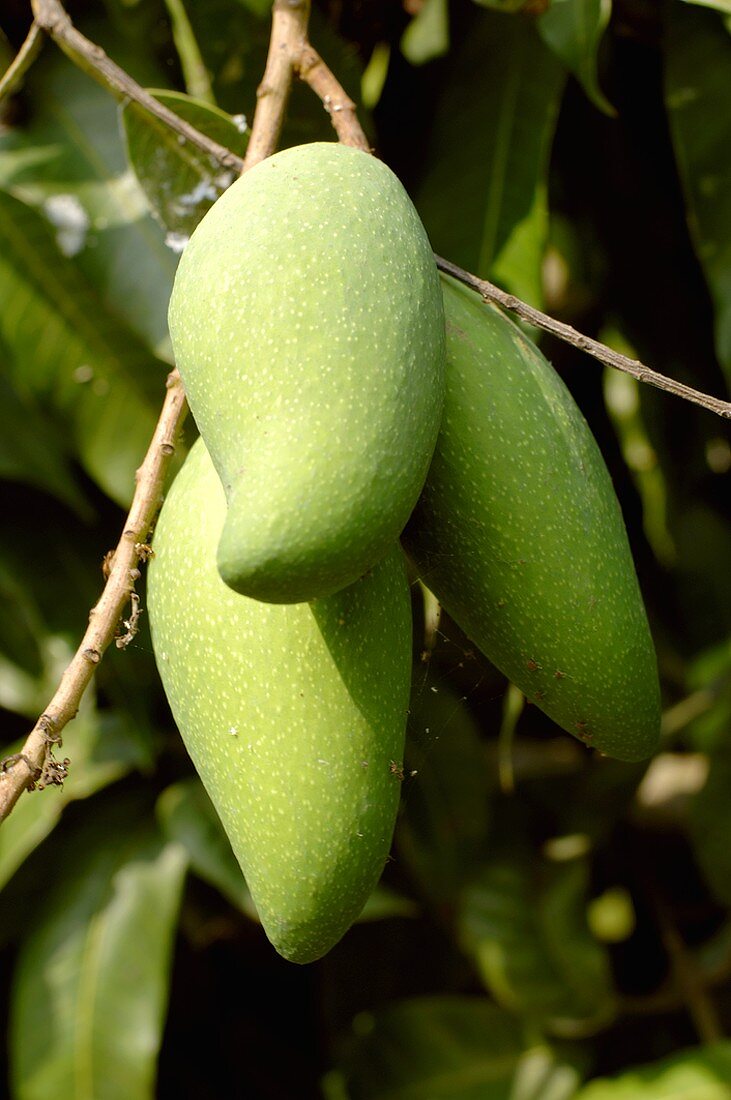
115;592;142;649
1;753;40;784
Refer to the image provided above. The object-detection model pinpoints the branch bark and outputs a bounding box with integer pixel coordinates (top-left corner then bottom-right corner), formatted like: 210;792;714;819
0;20;43;102
0;372;188;823
243;0;368;173
436;256;731;420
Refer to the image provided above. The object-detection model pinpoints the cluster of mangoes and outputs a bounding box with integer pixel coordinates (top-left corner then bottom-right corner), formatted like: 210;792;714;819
148;142;660;964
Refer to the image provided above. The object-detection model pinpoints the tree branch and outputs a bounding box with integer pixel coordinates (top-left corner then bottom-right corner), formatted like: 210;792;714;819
23;0;729;423
242;0;301;171
0;20;43;103
0;371;188;824
4;0;727;831
29;0;244;173
294;42;369;151
242;0;368;173
437;256;731;420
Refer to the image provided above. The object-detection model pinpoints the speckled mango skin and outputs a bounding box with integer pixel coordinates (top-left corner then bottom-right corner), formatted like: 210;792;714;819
403;278;661;762
168;142;445;604
147;439;411;963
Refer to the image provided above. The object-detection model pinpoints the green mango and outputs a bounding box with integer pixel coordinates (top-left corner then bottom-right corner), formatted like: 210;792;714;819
147;439;412;963
403;277;661;762
168;142;445;604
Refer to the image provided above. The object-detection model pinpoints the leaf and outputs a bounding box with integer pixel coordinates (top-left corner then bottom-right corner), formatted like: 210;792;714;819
681;639;731;752
472;0;535;13
401;0;450;65
336;997;581;1100
0;188;168;505
690;746;731;904
397;685;492;906
9;807;187;1100
415;10;565;305
665;3;731;386
0;694;145;891
122;89;249;241
458;843;615;1029
0;362;88;516
538;0;615;115
0;47;178;357
156;778;257;918
680;0;731;13
574;1042;731;1097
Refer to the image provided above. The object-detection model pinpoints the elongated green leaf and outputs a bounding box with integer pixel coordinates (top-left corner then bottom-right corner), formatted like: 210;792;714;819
538;0;614;115
10;811;187;1100
575;1042;731;1097
122;89;249;241
0;49;178;357
0;188;168;505
0;365;88;516
336;997;581;1100
666;3;731;386
401;0;450;65
157;778;256;918
459;847;614;1028
416;11;564;304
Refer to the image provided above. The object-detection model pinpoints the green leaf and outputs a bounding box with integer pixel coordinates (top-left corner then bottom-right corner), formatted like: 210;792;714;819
401;0;450;65
0;364;88;516
690;747;731;904
122;89;248;241
184;1;367;146
0;188;167;505
472;0;535;13
666;2;731;386
680;0;731;14
9;807;187;1100
574;1042;731;1097
397;686;492;906
0;696;144;892
336;997;581;1100
538;0;615;115
157;778;257;918
680;639;731;752
0;48;178;357
415;10;565;304
459;846;614;1029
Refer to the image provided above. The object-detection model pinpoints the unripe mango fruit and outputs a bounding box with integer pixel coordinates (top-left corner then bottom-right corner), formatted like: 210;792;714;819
168;142;445;604
147;438;412;963
403;277;661;762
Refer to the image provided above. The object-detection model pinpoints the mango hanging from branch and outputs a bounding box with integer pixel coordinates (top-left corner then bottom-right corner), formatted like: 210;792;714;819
168;142;445;604
148;439;412;963
404;277;661;762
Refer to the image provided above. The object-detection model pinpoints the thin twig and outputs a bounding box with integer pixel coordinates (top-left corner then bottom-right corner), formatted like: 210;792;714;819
29;0;244;173
0;20;43;103
23;2;729;422
437;256;731;420
295;43;369;151
0;371;188;824
242;0;302;171
243;0;368;173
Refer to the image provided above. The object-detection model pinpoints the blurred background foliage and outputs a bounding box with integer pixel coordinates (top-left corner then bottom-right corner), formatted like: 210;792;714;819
0;0;730;1095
